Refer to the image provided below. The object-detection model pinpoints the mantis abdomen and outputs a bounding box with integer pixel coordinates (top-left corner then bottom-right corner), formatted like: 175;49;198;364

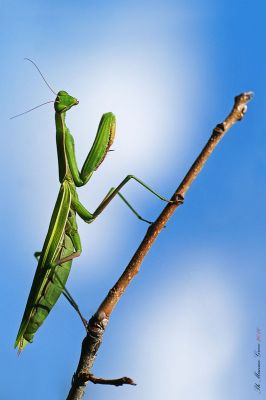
23;233;74;346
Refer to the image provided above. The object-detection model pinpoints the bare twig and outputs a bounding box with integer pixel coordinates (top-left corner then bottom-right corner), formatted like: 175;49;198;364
68;370;135;388
66;92;253;400
88;373;136;386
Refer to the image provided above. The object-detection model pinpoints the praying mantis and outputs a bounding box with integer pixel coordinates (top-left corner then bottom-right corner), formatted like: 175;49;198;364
14;60;173;351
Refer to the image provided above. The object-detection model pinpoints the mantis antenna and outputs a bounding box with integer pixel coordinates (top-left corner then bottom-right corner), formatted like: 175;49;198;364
24;58;57;95
10;100;55;119
10;58;58;119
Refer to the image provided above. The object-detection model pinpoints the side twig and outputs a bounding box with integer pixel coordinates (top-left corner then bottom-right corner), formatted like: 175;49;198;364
88;373;136;386
66;92;253;400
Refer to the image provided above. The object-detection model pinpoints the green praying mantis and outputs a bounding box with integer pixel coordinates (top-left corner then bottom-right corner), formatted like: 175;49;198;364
14;59;173;351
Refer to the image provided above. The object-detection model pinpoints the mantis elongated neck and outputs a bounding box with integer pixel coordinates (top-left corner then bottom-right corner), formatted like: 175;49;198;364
55;112;71;183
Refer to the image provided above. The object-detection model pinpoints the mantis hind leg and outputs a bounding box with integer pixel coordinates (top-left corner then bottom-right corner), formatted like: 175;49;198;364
51;216;87;328
52;269;87;329
53;226;87;328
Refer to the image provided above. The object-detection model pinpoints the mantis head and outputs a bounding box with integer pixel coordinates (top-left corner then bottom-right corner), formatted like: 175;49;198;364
54;91;79;113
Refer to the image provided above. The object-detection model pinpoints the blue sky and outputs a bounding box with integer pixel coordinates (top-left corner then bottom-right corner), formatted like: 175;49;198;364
1;1;265;399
